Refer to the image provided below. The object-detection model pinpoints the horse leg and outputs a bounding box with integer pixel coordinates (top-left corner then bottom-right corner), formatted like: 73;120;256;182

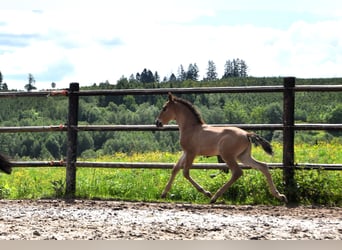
238;149;288;203
183;154;212;198
161;153;185;198
210;158;243;203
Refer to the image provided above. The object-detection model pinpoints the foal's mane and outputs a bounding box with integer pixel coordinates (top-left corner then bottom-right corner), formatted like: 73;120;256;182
173;97;205;125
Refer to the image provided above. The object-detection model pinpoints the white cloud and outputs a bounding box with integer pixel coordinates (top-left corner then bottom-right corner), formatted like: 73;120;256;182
269;20;342;77
1;1;342;90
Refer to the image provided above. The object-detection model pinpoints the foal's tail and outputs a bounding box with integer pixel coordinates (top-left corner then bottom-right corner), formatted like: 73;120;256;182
0;153;12;175
247;133;273;156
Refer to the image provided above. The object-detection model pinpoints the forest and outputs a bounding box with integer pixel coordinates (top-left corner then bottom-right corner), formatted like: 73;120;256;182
0;72;342;160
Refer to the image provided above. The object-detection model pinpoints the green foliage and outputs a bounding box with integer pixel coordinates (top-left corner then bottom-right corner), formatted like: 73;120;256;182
0;77;341;160
0;183;10;199
0;143;341;205
1;72;341;206
295;169;341;206
50;179;65;198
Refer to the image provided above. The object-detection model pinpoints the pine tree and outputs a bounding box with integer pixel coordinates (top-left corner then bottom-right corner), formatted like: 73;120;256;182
177;64;186;81
25;73;37;91
222;59;248;78
140;69;155;83
186;63;199;81
169;73;177;82
223;60;233;78
240;59;248;77
129;74;136;83
232;59;239;77
136;73;141;82
205;60;218;81
154;71;160;83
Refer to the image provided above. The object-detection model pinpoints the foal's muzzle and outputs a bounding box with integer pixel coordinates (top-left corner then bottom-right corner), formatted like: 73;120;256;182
155;119;163;128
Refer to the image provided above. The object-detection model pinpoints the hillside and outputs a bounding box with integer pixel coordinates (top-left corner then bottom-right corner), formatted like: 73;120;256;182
0;77;341;160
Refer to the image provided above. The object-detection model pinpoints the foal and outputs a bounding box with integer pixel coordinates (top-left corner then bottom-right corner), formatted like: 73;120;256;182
155;93;287;203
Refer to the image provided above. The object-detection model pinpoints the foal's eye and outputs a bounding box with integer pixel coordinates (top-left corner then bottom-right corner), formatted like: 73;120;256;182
162;107;167;112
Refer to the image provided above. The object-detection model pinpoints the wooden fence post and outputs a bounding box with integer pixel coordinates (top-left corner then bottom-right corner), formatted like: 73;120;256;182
283;77;297;203
65;82;79;199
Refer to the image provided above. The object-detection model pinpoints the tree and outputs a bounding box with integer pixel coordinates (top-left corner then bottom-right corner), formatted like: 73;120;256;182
77;133;95;156
136;72;141;82
123;95;137;111
223;60;233;78
129;74;136;83
222;59;248;78
1;83;8;91
186;63;199;81
205;60;218;81
250;103;282;141
169;73;177;82
25;73;37;91
0;71;8;91
140;68;155;83
154;71;160;83
240;59;248;77
51;82;56;89
325;104;342;136
177;64;186;81
45;135;60;158
116;76;129;89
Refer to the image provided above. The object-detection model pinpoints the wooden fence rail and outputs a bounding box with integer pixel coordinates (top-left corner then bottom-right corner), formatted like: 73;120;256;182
1;123;342;133
11;161;342;171
1;77;342;202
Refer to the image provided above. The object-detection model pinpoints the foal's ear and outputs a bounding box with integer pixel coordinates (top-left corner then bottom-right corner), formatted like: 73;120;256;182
168;92;174;102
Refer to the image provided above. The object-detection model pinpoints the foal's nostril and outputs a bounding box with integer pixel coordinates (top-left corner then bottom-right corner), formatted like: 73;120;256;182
155;119;163;127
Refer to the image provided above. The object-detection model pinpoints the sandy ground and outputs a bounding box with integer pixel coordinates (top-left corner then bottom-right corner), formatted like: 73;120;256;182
0;199;341;240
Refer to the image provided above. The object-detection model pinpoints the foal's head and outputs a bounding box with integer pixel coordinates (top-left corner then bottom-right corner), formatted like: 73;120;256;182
155;92;205;127
155;92;177;127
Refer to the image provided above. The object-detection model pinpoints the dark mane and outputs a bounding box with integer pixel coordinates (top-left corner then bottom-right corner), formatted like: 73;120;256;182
174;97;205;125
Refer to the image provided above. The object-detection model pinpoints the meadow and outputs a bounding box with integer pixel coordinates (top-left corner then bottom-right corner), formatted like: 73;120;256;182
0;142;341;206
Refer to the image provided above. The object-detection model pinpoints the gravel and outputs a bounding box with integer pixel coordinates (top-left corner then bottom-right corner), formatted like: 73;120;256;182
0;200;341;240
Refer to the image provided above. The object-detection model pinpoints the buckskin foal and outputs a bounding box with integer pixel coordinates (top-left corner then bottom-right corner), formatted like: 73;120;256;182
155;92;287;203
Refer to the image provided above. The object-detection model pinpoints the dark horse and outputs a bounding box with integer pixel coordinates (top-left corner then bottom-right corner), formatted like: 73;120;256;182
0;153;12;174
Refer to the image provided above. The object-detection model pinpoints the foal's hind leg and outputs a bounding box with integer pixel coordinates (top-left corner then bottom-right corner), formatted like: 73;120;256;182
210;158;243;203
238;149;287;202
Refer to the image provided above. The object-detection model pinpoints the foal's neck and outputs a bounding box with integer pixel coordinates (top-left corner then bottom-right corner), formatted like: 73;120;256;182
175;102;203;133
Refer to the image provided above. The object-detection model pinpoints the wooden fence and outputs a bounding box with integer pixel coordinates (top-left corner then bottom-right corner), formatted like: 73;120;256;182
1;77;342;202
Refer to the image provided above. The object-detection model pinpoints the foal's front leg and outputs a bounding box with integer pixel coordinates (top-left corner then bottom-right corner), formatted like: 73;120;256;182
161;153;185;198
182;153;212;198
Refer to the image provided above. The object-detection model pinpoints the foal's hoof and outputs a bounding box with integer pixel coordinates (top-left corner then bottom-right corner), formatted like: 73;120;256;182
279;194;288;203
210;197;217;204
160;193;167;199
204;191;212;198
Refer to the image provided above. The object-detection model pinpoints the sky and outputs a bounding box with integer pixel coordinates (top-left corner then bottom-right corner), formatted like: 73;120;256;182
1;0;342;90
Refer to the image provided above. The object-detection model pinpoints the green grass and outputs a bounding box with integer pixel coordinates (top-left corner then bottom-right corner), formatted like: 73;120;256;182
1;142;341;206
